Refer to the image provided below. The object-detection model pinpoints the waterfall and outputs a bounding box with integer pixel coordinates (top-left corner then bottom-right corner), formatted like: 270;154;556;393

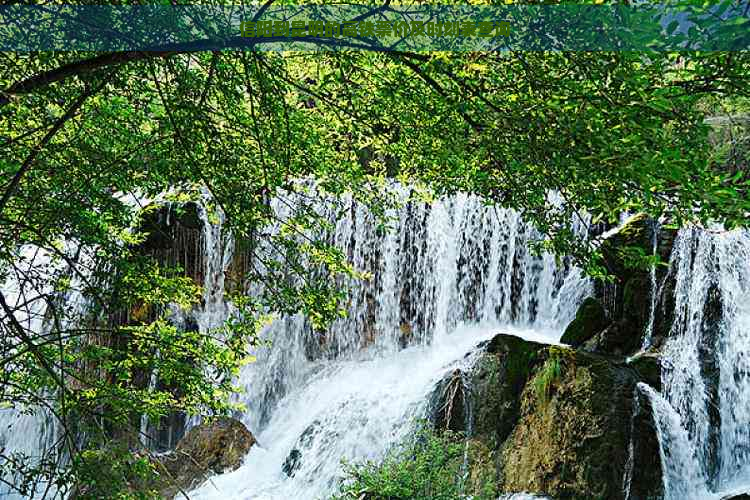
642;220;660;350
0;244;92;499
187;190;590;499
640;383;711;500
652;227;750;499
1;188;591;499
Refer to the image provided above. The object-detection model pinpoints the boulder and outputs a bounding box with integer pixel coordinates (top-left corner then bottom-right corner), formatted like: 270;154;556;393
591;214;680;355
600;213;652;282
430;334;547;439
560;297;609;347
431;333;663;500
154;417;255;498
628;351;662;390
470;334;547;442
429;368;468;432
497;347;662;499
581;319;643;357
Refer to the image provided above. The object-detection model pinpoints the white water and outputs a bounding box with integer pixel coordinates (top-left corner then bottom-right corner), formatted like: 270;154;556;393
185;189;590;499
2;187;591;499
642;220;660;350
650;227;750;499
189;323;553;500
0;244;93;499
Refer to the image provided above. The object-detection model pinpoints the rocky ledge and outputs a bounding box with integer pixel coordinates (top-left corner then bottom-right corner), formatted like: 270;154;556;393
431;333;662;500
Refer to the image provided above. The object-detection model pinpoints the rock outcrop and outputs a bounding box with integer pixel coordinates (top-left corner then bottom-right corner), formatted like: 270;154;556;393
588;214;679;356
432;334;663;500
559;297;608;348
153;417;255;498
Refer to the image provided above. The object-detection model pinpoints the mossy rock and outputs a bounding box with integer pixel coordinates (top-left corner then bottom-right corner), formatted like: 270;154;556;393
560;298;609;347
622;274;651;327
600;213;652;281
469;334;547;442
496;349;662;500
429;368;468;432
583;320;642;357
629;352;661;390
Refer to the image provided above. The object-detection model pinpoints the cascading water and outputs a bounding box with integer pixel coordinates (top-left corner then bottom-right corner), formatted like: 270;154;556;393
0;244;93;499
641;219;660;351
647;227;750;499
186;190;590;499
5;182;750;500
2;187;591;499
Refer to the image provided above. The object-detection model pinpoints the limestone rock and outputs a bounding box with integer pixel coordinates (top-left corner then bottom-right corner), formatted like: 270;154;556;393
154;417;255;498
497;347;661;499
438;333;663;500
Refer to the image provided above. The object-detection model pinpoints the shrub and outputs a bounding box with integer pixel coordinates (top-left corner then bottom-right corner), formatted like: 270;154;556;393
332;425;496;500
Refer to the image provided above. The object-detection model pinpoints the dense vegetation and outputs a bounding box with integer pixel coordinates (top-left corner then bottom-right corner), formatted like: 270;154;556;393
333;426;497;500
1;0;750;496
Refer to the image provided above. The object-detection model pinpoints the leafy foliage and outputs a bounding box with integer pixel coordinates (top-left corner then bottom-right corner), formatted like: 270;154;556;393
333;425;496;500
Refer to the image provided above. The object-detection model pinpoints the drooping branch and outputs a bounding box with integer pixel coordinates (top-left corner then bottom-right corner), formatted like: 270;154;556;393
0;34;427;107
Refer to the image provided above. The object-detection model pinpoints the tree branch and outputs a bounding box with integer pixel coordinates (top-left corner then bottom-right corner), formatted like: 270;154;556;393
0;73;113;216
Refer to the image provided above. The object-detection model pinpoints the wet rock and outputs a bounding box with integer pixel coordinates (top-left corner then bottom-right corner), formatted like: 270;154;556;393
560;297;609;347
153;417;255;498
471;334;547;442
591;214;682;355
448;333;662;500
600;213;651;281
699;281;723;483
622;274;651;328
721;494;750;500
628;352;662;390
282;449;302;477
279;419;328;478
582;319;642;356
496;347;661;499
429;368;468;432
629;387;664;500
135;202;205;285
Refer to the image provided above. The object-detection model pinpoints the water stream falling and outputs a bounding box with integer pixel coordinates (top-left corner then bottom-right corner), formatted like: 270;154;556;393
647;227;750;500
0;189;590;499
185;190;591;499
641;220;660;351
7;187;750;500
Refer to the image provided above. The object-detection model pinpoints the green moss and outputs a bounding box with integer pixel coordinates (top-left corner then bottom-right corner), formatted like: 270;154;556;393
533;356;562;405
560;298;608;347
470;334;547;442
